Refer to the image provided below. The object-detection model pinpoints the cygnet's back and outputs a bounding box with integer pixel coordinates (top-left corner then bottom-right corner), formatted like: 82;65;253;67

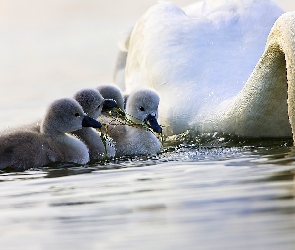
0;98;101;171
110;88;163;157
72;88;116;160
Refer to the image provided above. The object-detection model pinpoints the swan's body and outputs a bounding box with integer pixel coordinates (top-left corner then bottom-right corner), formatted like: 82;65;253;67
122;0;295;139
107;89;162;157
0;98;102;171
72;88;116;160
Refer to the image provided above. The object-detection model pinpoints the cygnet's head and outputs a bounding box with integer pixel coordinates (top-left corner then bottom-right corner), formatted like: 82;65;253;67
126;89;162;133
41;98;102;135
73;88;104;118
74;88;118;118
97;84;125;111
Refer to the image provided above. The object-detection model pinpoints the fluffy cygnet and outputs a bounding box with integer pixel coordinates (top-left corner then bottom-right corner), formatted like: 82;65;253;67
72;88;117;160
107;88;162;157
97;84;125;111
96;84;127;135
0;98;102;171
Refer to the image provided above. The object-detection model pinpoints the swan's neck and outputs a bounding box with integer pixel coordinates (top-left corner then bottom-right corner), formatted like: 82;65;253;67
210;12;295;140
267;13;295;143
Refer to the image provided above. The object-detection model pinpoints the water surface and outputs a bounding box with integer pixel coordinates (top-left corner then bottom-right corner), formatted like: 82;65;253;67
0;139;295;249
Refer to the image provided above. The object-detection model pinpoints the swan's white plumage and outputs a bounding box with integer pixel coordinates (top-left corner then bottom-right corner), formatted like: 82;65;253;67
124;0;293;138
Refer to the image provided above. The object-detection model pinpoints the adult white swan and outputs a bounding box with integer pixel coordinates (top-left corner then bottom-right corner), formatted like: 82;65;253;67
121;0;295;141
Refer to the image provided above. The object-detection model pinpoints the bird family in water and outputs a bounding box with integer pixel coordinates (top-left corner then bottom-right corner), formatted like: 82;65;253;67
2;0;294;170
0;86;163;171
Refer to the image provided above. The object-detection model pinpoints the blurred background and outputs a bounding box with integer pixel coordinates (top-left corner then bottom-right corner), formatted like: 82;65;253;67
0;0;294;128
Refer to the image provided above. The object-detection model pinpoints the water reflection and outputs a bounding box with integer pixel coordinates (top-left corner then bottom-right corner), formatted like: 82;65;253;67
0;137;294;179
0;140;294;249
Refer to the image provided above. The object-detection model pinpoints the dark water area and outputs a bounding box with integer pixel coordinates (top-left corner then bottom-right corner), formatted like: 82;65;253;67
0;136;294;249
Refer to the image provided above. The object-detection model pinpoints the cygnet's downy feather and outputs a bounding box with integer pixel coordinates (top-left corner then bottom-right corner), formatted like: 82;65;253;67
0;98;101;171
107;88;162;157
72;88;117;160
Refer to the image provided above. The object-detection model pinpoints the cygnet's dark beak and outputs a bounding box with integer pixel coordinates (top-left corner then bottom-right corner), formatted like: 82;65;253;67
102;99;117;112
145;114;162;133
82;115;102;128
102;99;126;117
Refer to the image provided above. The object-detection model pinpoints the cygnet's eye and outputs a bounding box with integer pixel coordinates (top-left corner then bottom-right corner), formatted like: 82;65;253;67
74;112;80;117
97;104;101;109
139;107;145;111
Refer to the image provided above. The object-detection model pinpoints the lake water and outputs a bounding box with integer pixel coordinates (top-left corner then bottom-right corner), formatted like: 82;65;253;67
0;138;295;249
0;1;295;249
